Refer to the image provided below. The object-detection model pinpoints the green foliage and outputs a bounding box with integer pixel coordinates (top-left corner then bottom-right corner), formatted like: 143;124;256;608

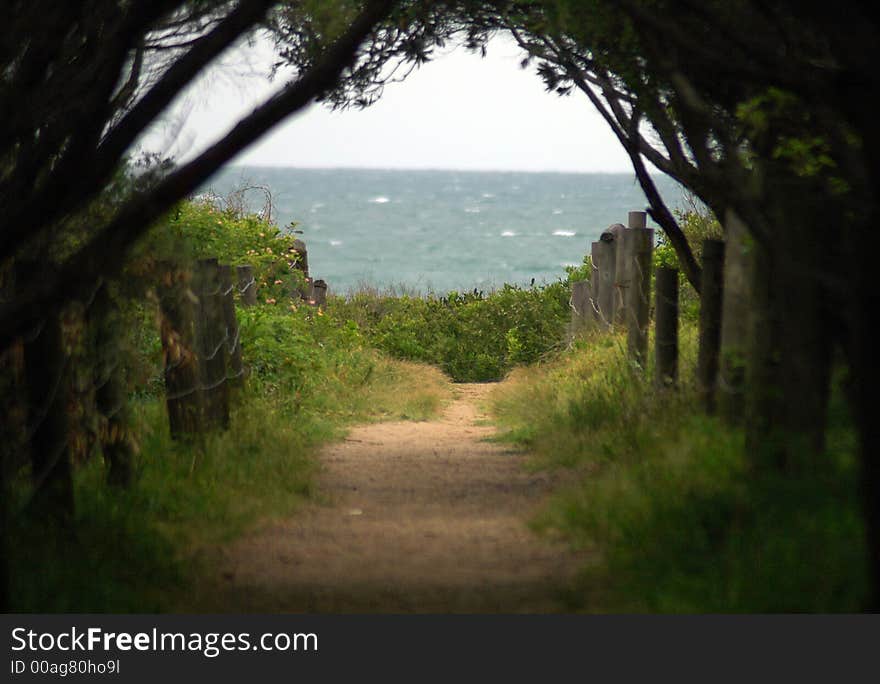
654;193;724;321
563;252;592;283
735;87;853;195
329;281;572;382
138;198;307;305
491;325;867;612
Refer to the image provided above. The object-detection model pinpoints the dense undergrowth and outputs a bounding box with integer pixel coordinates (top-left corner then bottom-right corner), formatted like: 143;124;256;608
7;199;451;612
490;326;867;612
328;282;572;382
10;191;864;613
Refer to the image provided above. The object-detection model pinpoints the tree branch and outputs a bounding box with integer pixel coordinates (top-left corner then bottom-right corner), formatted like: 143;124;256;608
0;0;397;346
0;0;273;262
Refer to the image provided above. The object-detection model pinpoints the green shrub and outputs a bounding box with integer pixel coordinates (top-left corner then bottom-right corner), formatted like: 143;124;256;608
653;193;724;321
329;281;572;382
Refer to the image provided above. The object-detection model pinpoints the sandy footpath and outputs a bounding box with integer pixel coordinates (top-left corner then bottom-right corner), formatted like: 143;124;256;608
189;383;587;612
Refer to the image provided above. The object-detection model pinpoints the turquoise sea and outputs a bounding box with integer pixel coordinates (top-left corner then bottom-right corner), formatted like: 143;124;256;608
203;166;683;294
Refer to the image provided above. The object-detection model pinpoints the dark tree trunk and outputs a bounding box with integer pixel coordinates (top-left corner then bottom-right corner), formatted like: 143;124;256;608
0;340;16;613
839;121;880;610
22;301;75;522
654;266;679;388
195;259;230;431
92;284;134;487
744;207;832;475
696;240;725;412
851;328;880;611
718;210;753;423
0;267;16;611
157;261;204;439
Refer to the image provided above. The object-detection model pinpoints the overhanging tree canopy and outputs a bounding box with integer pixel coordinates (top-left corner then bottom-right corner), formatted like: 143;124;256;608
0;0;398;346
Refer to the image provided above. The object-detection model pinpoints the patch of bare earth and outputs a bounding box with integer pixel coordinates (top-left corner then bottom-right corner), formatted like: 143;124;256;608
188;383;588;612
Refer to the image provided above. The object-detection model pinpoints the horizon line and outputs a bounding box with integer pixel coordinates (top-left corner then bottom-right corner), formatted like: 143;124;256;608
225;162;661;176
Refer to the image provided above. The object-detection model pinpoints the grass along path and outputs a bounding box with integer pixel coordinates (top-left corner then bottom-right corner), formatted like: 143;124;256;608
183;383;588;612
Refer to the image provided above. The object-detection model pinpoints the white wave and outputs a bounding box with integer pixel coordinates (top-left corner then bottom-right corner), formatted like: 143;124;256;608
501;230;517;237
370;196;390;204
552;209;564;215
481;192;495;198
310;202;325;213
329;240;343;246
553;230;577;237
464;207;481;214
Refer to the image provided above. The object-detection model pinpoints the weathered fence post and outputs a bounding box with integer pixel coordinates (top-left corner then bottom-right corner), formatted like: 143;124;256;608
655;266;679;388
236;264;257;306
292;238;310;277
717;210;751;422
195;258;229;431
312;279;328;308
593;230;618;327
602;224;624;325
628;210;647;230
156;261;203;439
623;212;654;366
569;279;593;335
219;264;244;388
18;262;74;521
292;238;313;301
697;239;726;413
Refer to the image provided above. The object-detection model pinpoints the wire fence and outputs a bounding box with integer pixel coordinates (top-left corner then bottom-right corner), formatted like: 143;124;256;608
0;256;260;518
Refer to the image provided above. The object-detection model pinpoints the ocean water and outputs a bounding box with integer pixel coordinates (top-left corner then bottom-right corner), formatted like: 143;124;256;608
202;166;684;294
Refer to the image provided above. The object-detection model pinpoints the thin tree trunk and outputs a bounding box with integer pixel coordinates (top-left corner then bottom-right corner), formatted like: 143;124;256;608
745;217;831;475
92;284;134;487
22;305;74;522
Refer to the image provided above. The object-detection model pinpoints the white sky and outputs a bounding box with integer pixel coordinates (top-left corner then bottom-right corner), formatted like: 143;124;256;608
144;35;633;173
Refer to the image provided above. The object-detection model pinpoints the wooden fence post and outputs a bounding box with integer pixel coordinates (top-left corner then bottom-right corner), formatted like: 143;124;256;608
24;314;75;521
697;239;725;413
156;261;203;439
593;232;618;327
570;279;592;336
292;238;312;301
718;210;751;422
623;213;654;366
312;279;328;308
628;211;647;229
195;258;229;431
236;264;257;306
16;261;74;522
655;266;679;387
292;238;310;277
218;264;244;388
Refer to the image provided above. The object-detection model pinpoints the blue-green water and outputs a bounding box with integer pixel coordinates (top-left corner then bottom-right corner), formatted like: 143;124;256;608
203;166;683;293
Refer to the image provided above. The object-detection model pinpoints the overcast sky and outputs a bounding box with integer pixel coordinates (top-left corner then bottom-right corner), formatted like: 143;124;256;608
144;35;633;173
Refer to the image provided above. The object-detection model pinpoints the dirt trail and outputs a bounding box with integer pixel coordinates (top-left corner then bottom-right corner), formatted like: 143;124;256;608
194;383;587;612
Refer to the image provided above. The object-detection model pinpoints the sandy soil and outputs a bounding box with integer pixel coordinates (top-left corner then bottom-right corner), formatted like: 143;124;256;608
189;383;588;612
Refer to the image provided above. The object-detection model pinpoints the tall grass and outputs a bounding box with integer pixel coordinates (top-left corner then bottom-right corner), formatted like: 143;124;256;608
490;325;868;612
8;302;450;612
